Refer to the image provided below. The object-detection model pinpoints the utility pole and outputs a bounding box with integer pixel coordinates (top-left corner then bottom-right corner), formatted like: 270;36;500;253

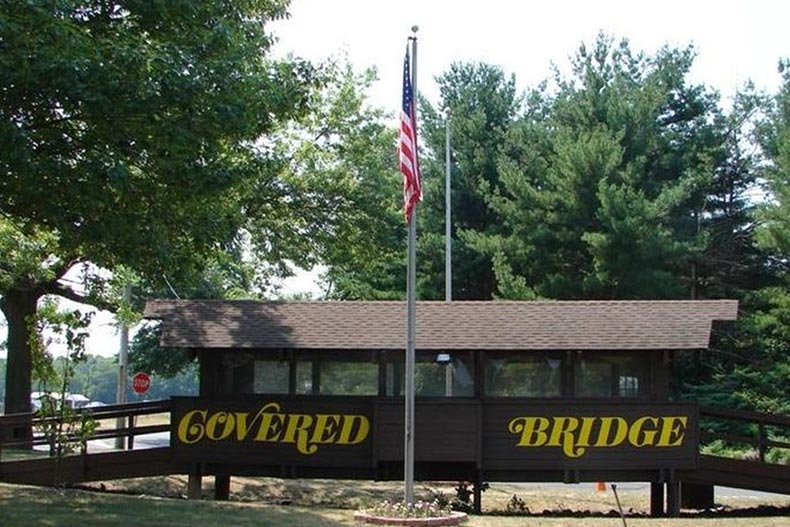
115;284;131;449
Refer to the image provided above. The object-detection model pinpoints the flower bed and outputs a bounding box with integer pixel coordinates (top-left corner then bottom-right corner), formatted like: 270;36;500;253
354;500;467;526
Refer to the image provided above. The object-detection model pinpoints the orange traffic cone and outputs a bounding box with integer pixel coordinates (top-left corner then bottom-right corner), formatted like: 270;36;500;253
596;481;606;492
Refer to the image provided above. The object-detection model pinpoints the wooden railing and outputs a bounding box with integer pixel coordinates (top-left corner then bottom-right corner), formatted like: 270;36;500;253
0;399;171;461
3;400;787;470
699;406;790;463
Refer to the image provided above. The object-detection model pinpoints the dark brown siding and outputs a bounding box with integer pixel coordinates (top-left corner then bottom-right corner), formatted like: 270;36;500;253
171;397;698;476
171;397;374;468
374;400;480;464
483;400;698;471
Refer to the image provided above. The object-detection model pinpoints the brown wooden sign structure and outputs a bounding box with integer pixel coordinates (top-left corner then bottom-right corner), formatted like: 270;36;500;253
172;397;374;468
172;397;698;475
150;300;738;515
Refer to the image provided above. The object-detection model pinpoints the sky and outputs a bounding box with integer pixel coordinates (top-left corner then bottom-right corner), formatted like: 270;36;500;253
273;0;790;109
2;0;789;360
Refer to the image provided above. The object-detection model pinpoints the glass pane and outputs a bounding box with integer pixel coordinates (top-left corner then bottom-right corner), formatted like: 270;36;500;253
253;360;289;394
386;352;475;397
574;354;649;398
485;356;562;397
574;360;612;397
320;361;378;395
296;360;314;395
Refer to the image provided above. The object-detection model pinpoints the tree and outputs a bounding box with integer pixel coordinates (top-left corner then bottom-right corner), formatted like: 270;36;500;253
418;62;520;300
482;36;747;300
757;60;790;255
702;59;790;415
28;299;97;482
294;61;406;300
0;1;327;419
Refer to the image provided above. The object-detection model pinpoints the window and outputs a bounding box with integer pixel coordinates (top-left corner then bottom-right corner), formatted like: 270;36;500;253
574;353;649;398
385;351;475;397
295;360;315;395
319;361;378;396
253;360;289;394
293;354;379;396
484;354;562;397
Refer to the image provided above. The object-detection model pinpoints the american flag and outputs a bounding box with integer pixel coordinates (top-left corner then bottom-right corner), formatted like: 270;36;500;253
400;46;421;221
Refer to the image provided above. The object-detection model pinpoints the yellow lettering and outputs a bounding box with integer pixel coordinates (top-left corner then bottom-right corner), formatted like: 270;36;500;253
509;417;550;447
576;417;596;453
311;414;341;445
628;416;659;447
594;417;628;447
508;414;691;457
547;417;583;458
657;416;687;447
337;415;370;445
282;414;316;454
177;410;207;445
205;411;235;440
253;403;285;442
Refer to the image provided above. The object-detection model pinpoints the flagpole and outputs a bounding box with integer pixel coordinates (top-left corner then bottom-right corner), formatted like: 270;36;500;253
445;114;452;303
444;114;453;397
404;27;418;506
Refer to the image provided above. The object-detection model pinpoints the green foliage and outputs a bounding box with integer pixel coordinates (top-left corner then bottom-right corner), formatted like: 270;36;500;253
0;0;352;409
485;35;732;300
0;0;316;283
757;61;790;254
304;61;406;300
448;481;488;514
26;299;96;484
313;36;790;423
29;299;93;389
128;324;194;380
418;62;520;300
505;494;529;515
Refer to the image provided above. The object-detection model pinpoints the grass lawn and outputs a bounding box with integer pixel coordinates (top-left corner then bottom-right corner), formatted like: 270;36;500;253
1;482;789;527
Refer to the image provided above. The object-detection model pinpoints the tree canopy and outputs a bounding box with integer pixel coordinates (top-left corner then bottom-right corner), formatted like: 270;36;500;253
0;0;336;415
318;35;789;416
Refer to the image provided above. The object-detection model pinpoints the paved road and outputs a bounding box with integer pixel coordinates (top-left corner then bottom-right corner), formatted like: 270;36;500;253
509;481;788;500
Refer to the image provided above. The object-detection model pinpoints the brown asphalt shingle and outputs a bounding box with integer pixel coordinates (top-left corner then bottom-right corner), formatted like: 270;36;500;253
143;299;737;351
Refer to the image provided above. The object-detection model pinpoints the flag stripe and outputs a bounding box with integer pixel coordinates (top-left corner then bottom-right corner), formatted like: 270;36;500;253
400;46;421;221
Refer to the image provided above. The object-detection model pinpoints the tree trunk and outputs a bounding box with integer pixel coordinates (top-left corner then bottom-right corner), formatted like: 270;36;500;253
1;288;40;441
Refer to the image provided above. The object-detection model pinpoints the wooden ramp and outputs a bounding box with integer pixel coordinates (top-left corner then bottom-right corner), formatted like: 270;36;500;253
682;455;790;495
0;447;183;486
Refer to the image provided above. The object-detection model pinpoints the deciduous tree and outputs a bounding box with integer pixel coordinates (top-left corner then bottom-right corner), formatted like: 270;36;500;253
0;0;323;418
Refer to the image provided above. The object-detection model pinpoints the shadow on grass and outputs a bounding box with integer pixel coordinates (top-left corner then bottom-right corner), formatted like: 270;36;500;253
0;483;355;527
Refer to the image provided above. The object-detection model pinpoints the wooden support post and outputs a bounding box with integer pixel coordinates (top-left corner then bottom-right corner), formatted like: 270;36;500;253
666;481;681;517
214;474;231;501
681;483;714;510
758;421;767;462
473;470;483;514
127;415;135;450
187;464;203;500
650;482;664;517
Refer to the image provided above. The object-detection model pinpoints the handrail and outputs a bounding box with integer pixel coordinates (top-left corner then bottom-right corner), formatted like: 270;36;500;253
700;406;790;427
0;399;172;457
699;406;790;463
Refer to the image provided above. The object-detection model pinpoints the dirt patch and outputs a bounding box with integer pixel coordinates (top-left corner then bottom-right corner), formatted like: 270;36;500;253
77;477;790;517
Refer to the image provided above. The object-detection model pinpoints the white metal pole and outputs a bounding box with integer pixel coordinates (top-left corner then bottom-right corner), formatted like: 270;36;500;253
115;283;131;449
404;28;418;506
444;114;453;396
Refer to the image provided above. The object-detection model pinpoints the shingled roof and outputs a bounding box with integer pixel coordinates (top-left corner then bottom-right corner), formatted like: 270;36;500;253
143;299;737;351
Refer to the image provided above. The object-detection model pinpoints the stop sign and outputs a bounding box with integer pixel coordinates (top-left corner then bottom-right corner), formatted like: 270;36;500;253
131;372;151;395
